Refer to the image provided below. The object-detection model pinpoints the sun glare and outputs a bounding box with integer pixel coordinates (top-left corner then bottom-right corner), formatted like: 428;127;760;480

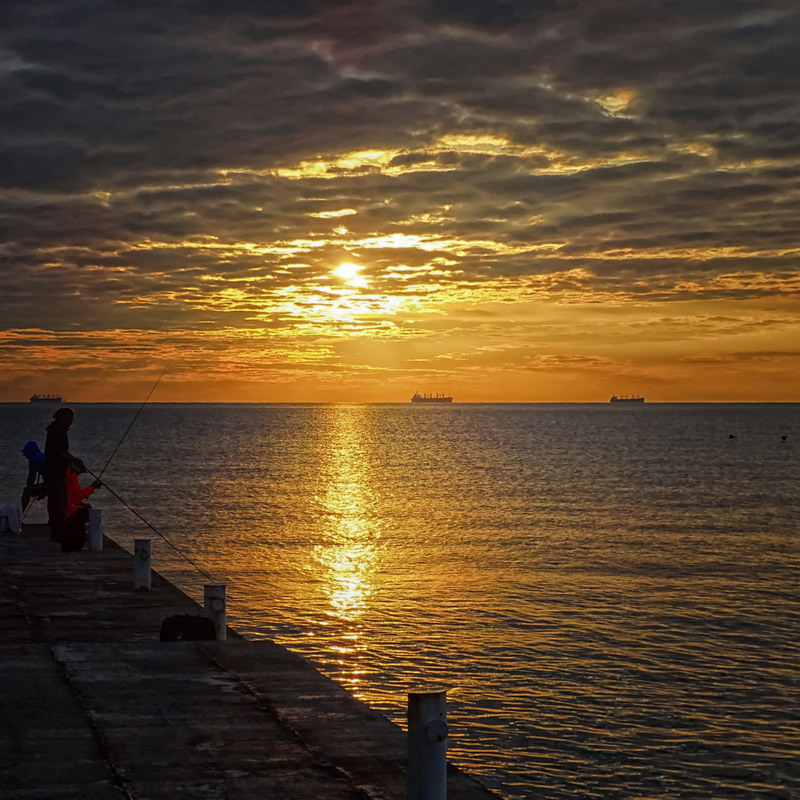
332;262;369;288
333;262;360;279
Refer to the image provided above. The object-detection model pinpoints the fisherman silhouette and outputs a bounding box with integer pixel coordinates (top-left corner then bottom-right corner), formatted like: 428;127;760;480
44;407;86;547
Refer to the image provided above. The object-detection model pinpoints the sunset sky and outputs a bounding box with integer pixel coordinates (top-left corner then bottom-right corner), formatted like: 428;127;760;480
2;0;800;402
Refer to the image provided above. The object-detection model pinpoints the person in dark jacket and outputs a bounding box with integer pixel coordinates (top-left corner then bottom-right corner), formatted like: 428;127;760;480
45;408;86;545
21;440;48;509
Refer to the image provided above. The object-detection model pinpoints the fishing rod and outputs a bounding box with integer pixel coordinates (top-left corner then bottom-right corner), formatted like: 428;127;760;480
85;467;217;585
97;364;169;480
87;365;226;589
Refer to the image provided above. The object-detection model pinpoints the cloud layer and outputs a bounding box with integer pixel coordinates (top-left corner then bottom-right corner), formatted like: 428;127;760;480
2;0;800;400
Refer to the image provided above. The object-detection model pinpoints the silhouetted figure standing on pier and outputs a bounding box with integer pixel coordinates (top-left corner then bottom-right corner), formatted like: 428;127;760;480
45;408;86;546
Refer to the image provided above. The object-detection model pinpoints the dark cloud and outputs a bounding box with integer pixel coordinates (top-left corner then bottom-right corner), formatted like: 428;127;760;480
423;0;565;28
0;141;92;191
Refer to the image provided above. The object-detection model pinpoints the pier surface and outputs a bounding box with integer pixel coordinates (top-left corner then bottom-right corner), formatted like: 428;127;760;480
0;524;500;800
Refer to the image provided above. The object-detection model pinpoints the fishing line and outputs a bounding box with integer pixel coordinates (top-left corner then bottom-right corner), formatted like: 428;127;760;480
87;367;230;594
98;364;169;480
86;468;217;586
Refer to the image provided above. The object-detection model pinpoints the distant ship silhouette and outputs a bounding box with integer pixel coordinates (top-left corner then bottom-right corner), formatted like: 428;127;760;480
411;392;453;403
609;395;644;404
30;393;62;403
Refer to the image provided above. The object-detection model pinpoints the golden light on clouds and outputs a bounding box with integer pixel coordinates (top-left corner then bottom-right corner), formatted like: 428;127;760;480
595;88;637;117
309;209;358;219
576;245;800;262
259;131;672;185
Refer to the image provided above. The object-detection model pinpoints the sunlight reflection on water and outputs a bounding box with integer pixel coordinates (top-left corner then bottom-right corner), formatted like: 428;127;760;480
306;407;381;693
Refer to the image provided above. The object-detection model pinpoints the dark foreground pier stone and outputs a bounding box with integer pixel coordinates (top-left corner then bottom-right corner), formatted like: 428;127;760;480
0;524;501;800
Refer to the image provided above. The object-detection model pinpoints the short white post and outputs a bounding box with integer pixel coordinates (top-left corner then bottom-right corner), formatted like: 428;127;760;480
134;538;152;590
204;583;227;641
407;688;449;800
88;509;103;551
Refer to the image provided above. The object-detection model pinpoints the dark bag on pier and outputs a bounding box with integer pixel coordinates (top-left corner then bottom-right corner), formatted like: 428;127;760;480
61;507;89;552
159;614;216;642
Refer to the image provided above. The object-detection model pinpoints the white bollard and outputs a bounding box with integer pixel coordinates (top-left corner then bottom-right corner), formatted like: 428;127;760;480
134;538;152;590
407;688;449;800
204;583;227;641
88;509;103;551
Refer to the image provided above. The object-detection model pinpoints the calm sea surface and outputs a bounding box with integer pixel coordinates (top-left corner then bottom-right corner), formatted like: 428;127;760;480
1;402;798;799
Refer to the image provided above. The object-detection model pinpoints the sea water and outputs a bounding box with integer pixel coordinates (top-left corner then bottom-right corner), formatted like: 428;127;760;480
1;402;798;799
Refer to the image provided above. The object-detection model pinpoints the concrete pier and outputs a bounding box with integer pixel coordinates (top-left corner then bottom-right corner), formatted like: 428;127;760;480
0;524;501;800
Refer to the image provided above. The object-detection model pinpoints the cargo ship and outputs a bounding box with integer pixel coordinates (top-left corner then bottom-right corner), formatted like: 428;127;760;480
30;393;62;403
610;395;644;404
411;392;453;404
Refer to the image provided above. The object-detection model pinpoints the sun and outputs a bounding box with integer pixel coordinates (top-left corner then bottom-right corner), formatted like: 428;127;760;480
332;262;368;287
333;262;360;280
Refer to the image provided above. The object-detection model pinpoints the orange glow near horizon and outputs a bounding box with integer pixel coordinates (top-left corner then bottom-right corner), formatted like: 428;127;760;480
6;116;800;404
